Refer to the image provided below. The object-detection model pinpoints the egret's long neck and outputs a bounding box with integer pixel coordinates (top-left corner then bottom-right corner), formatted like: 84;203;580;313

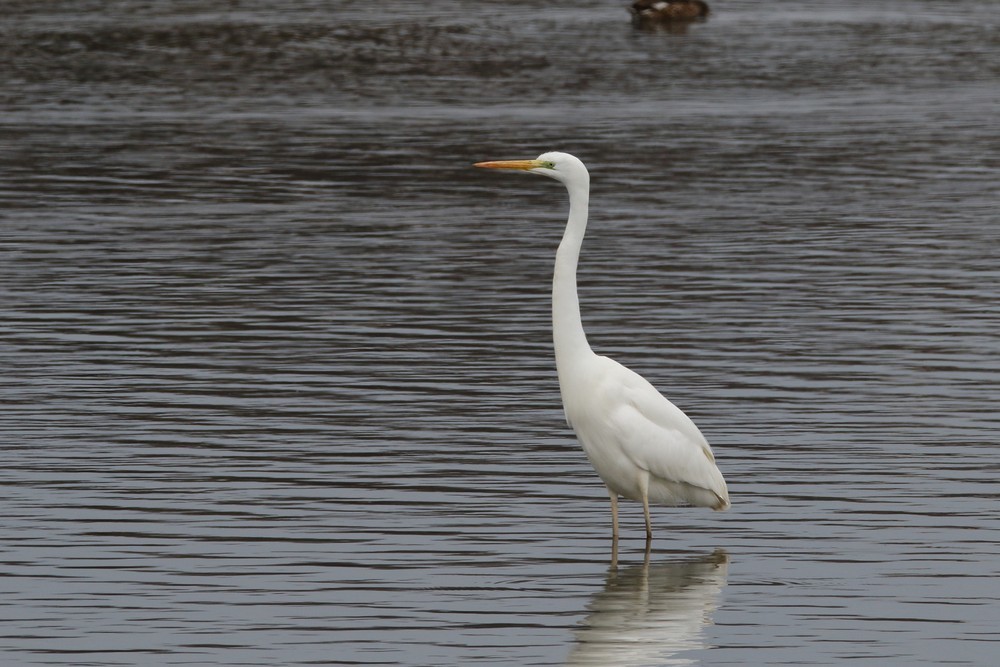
553;178;593;372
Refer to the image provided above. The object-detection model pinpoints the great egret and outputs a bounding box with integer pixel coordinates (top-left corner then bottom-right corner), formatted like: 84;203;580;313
474;152;729;540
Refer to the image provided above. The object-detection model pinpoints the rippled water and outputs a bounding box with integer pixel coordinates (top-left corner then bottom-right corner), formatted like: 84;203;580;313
2;0;998;664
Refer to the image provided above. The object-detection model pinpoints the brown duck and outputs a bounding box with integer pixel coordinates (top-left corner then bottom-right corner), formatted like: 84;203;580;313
630;0;710;23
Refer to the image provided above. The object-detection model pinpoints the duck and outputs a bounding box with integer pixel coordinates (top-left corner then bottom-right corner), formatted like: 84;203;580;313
630;0;710;24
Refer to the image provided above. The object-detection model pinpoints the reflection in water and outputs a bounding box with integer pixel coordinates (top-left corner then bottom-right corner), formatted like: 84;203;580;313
566;550;729;666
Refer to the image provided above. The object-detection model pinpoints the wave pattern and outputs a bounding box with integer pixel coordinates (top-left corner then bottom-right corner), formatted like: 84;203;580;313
1;0;998;665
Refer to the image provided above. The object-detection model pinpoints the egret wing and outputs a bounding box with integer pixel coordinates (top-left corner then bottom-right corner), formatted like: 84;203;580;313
600;357;728;504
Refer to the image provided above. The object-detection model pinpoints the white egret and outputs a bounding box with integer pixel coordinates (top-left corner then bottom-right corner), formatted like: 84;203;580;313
474;152;729;540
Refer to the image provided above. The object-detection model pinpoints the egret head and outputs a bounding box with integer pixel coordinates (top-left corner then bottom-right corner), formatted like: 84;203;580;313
475;151;589;188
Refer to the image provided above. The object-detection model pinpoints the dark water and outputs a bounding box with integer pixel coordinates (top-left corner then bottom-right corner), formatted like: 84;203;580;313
2;1;998;664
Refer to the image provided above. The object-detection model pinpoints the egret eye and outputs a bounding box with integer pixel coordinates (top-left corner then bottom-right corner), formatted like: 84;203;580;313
541;161;556;169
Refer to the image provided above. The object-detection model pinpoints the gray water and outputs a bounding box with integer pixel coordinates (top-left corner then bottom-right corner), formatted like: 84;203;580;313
2;0;998;665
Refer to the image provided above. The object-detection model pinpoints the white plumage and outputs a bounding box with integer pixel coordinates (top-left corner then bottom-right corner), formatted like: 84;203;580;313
567;354;728;510
475;151;729;539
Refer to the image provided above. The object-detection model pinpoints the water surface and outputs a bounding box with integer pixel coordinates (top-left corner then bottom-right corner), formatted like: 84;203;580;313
2;0;998;664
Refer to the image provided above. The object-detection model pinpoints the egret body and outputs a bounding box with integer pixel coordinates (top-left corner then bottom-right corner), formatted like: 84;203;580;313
475;152;729;539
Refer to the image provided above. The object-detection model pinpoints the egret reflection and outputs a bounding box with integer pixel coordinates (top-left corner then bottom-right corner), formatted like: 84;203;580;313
565;549;728;666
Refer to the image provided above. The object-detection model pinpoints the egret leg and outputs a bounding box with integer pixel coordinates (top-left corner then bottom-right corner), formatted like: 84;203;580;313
607;486;619;540
639;471;652;540
643;499;652;541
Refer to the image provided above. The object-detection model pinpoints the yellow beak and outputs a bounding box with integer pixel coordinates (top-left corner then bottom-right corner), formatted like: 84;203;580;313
474;159;545;171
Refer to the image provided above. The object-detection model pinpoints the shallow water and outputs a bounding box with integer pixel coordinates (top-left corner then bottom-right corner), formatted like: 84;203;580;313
1;0;998;664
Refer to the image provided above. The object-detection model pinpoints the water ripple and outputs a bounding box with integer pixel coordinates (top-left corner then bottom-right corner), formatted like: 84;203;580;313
2;0;998;665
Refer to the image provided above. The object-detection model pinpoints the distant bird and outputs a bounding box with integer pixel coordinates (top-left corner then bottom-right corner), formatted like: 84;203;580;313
474;152;729;540
631;0;710;25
